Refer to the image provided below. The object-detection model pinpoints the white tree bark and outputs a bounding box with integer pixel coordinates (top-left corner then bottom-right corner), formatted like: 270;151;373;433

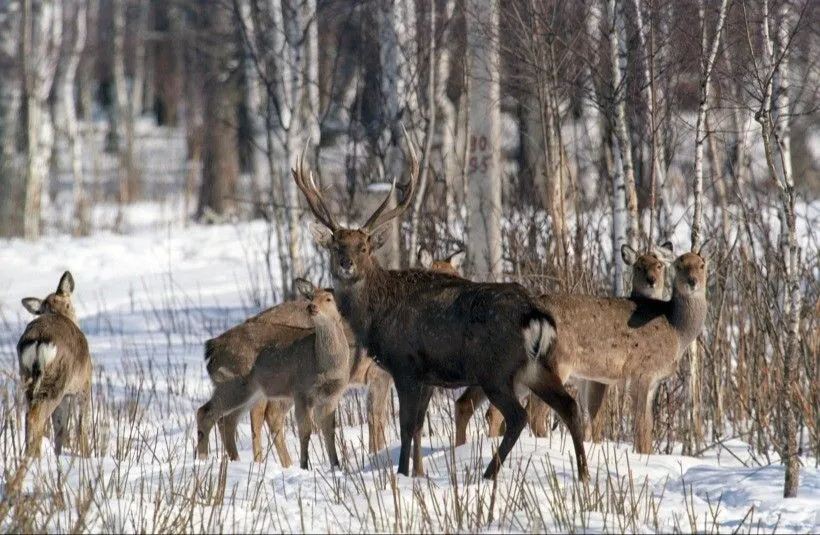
466;0;502;282
22;0;61;241
437;0;459;236
757;0;802;499
691;0;728;253
606;0;628;296
378;0;417;269
687;0;728;453
54;0;90;236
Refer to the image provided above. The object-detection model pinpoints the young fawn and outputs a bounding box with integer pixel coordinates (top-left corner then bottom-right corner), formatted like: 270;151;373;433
473;241;676;444
17;271;92;457
196;279;350;469
456;245;708;455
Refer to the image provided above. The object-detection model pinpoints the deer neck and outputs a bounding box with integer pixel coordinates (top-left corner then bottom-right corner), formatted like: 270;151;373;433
334;263;388;341
313;317;349;372
669;291;708;349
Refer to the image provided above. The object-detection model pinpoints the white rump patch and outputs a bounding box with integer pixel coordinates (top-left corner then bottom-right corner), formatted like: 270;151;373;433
20;342;58;373
523;318;555;360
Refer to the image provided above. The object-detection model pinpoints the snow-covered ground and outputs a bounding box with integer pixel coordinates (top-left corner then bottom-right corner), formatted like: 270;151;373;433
0;208;818;533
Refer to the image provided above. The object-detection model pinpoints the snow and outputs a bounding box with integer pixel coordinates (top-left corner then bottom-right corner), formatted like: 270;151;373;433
1;215;818;533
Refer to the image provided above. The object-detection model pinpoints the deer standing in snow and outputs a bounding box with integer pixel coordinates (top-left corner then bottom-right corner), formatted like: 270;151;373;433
471;241;676;445
455;245;709;455
17;271;92;458
294;140;589;480
196;279;351;469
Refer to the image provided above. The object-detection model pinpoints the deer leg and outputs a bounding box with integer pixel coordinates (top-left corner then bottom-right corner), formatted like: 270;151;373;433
265;399;293;468
481;384;528;480
454;386;487;447
249;400;266;462
219;410;242;460
395;379;424;477
318;405;340;469
294;396;313;470
524;367;589;481
50;398;71;457
196;377;257;460
77;378;92;457
485;404;505;438
525;394;551;438
366;369;391;453
411;385;433;477
585;380;609;443
631;378;657;454
26;396;63;458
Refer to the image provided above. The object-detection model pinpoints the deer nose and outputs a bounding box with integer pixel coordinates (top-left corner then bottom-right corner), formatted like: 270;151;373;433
307;303;318;316
339;258;352;269
646;275;657;285
687;277;697;288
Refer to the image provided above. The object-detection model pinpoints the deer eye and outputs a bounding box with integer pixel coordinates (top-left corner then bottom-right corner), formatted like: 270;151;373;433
359;245;367;253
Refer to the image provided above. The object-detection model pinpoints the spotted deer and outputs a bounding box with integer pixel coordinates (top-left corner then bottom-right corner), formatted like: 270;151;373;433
471;241;676;445
17;271;92;458
196;279;351;469
456;245;709;455
294;139;589;480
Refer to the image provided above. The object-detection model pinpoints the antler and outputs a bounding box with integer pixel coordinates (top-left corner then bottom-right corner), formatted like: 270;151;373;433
292;145;340;232
362;124;419;232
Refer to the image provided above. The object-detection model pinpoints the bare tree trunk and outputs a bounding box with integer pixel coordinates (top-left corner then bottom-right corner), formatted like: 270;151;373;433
756;0;802;498
688;0;728;453
465;0;502;282
436;0;459;236
56;0;91;236
196;1;239;221
379;0;417;269
0;1;23;237
606;0;629;296
409;2;438;265
22;0;61;241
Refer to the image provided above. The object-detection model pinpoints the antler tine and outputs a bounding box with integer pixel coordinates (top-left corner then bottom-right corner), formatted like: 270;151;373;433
291;144;340;231
362;124;419;232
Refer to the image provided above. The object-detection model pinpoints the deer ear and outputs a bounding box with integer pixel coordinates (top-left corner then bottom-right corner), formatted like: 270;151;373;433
418;248;433;269
22;298;43;315
621;244;638;266
309;223;334;248
58;271;75;295
370;226;390;251
654;241;676;263
293;278;315;299
447;250;467;273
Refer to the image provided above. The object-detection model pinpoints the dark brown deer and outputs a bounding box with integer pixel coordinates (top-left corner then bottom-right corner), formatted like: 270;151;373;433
472;241;676;445
293;142;589;480
456;246;709;455
17;271;92;458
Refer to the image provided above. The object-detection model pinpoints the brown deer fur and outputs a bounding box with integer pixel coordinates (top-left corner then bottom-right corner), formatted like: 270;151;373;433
456;247;709;455
294;139;589;481
196;279;350;469
17;271;92;458
475;242;675;444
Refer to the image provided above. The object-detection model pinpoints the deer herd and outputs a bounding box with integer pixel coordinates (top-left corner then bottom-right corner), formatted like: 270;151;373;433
14;137;710;484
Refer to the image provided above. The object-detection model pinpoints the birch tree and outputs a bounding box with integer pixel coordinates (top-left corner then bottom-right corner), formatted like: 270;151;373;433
465;0;502;281
22;0;62;240
754;0;805;499
606;0;637;296
53;0;90;236
687;0;728;452
378;0;417;269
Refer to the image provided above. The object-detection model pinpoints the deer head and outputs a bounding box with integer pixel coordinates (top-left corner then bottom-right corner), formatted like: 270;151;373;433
294;134;419;283
294;277;343;325
621;241;674;293
21;271;77;324
417;248;466;277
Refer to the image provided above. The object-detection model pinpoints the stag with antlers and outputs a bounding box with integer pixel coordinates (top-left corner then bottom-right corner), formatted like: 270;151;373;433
292;139;589;481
